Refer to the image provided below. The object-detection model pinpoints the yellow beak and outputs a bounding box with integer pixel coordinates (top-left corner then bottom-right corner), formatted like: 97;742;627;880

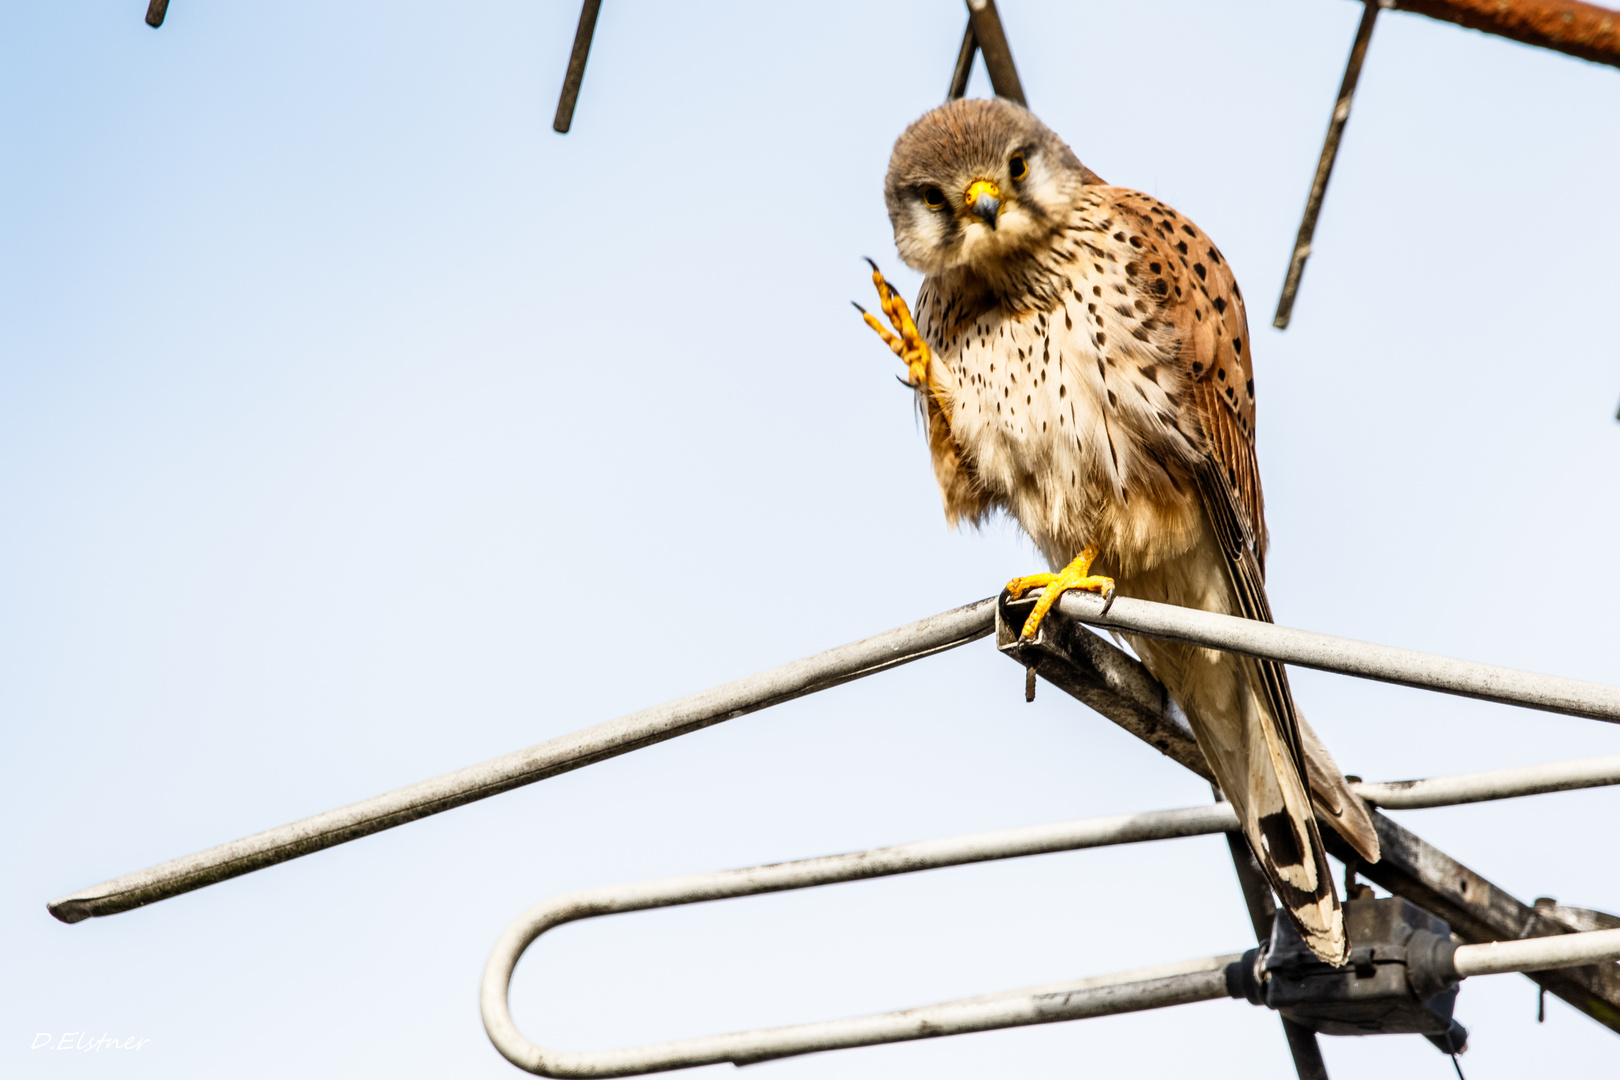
965;179;1002;229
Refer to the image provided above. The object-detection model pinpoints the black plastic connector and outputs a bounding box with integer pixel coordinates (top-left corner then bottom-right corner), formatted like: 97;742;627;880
1227;897;1468;1055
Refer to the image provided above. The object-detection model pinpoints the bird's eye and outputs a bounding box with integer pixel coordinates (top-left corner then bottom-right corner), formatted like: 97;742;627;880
923;187;946;209
1009;154;1028;181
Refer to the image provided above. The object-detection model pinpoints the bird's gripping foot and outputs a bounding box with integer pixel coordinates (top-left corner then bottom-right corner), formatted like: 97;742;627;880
1007;545;1117;640
853;258;933;393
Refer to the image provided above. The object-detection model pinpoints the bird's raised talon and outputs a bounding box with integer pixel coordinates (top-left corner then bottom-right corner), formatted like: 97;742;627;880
855;259;932;392
1007;544;1116;640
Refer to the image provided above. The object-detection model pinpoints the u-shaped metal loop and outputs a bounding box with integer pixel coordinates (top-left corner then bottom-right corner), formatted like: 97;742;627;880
482;750;1620;1075
479;807;1242;1077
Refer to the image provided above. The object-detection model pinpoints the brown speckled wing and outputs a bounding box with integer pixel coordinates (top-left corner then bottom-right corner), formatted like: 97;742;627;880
1115;195;1381;869
1112;191;1360;904
1112;193;1295;734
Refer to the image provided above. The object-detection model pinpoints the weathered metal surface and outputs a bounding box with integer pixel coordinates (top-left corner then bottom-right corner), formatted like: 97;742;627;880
947;19;978;100
998;591;1212;779
1455;928;1620;978
1044;588;1620;723
1332;815;1620;1032
478;799;1620;1074
47;598;996;923
1352;754;1620;808
1536;897;1620;933
996;592;1620;1034
553;0;603;134
965;0;1027;106
145;0;168;28
1219;793;1333;1080
480;819;1243;1075
1274;0;1380;330
487;938;1236;1077
1279;1018;1332;1080
1392;0;1620;68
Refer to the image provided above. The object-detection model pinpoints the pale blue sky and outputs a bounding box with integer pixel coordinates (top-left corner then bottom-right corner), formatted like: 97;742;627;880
4;2;1618;1077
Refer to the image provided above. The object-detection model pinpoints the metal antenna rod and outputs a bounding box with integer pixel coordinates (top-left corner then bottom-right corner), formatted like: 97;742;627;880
553;0;603;134
480;807;1620;1075
1218;787;1331;1080
1045;588;1620;724
1273;0;1381;329
49;586;1620;924
965;0;1028;106
947;20;978;100
1000;591;1620;1033
46;599;996;923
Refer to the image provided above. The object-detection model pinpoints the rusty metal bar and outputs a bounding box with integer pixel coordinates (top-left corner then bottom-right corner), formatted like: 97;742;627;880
1391;0;1620;69
997;591;1620;1034
46;599;996;924
948;19;978;100
145;0;168;28
965;0;1027;106
1274;0;1381;330
553;0;603;134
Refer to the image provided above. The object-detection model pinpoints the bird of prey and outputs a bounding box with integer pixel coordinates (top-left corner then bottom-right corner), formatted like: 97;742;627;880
858;98;1378;964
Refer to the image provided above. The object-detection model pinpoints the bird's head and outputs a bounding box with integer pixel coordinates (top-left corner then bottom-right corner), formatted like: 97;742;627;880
883;98;1092;278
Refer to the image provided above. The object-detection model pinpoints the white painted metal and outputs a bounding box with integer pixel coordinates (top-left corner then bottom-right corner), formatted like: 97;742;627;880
1055;590;1620;723
481;805;1620;1077
47;599;997;923
479;808;1239;1074
484;952;1237;1077
1351;754;1620;809
49;588;1620;923
1454;927;1620;978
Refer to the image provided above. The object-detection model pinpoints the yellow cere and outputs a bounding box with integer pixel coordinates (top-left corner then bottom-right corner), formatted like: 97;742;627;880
964;179;1001;207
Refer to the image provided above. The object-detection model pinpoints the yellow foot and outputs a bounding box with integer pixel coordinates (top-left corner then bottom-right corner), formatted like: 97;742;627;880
1007;544;1117;640
853;258;932;392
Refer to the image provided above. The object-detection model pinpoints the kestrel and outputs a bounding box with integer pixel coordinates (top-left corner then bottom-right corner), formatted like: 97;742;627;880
859;98;1378;965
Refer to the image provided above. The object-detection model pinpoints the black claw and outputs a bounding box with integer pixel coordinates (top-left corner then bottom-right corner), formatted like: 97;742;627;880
1099;585;1118;618
851;301;868;314
863;256;881;273
895;374;917;389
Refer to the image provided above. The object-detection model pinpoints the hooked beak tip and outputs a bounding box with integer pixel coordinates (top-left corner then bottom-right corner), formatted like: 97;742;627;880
972;195;1001;230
